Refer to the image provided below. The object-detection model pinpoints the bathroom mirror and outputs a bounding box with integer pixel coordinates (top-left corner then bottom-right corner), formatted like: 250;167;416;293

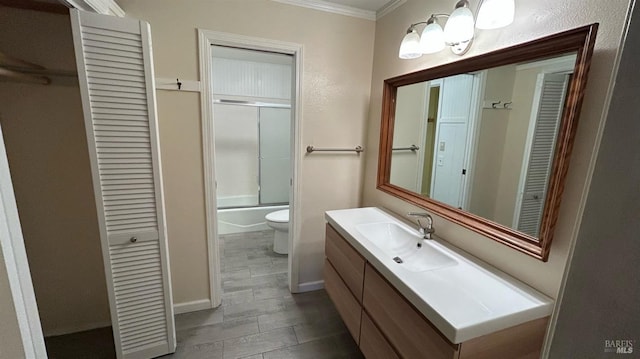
377;24;598;261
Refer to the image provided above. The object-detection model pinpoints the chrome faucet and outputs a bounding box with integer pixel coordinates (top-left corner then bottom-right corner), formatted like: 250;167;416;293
407;212;435;240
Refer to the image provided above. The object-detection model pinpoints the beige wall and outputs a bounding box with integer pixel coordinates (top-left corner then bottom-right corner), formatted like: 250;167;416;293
117;0;375;300
155;91;211;303
362;0;631;298
0;8;111;335
469;65;515;221
390;82;427;191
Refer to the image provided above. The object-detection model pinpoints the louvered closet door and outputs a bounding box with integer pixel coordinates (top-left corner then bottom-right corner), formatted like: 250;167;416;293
516;73;570;237
70;9;176;359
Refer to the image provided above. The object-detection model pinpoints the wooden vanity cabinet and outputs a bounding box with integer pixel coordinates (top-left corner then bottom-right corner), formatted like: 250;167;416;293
324;223;549;359
324;224;365;342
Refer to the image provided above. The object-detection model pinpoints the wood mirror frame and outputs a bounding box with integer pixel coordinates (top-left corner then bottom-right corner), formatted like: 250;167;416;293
377;24;598;261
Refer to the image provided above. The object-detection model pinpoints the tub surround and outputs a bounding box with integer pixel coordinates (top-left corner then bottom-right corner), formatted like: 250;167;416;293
325;207;553;344
217;205;288;235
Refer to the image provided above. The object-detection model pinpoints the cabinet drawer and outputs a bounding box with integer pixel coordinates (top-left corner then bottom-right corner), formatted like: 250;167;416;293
360;312;400;359
324;259;362;342
325;224;365;301
363;264;459;359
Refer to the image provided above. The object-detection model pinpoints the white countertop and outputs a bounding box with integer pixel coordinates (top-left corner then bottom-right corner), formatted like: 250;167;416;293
325;207;554;344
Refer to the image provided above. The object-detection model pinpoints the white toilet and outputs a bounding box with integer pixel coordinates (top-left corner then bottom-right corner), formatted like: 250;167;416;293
265;209;289;254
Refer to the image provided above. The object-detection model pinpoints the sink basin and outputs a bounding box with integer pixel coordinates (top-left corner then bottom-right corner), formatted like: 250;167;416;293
355;222;457;272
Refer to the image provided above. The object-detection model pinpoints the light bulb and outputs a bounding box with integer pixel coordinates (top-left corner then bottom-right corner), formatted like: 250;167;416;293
476;0;515;29
420;21;445;54
399;29;422;59
443;4;475;45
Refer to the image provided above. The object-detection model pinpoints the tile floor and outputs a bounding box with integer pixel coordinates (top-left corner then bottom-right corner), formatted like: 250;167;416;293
45;229;362;359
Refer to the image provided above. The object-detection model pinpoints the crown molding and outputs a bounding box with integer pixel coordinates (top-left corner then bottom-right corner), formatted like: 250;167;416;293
272;0;376;21
376;0;406;19
59;0;124;17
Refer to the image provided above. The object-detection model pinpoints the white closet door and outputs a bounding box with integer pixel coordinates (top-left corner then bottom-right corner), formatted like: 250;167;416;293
515;73;569;236
70;9;176;359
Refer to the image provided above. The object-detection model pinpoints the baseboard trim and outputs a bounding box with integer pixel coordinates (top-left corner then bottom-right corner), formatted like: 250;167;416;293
44;299;213;336
297;280;324;293
173;299;212;314
44;320;112;338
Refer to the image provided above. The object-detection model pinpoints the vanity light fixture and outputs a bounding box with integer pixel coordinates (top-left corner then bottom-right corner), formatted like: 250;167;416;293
398;0;515;59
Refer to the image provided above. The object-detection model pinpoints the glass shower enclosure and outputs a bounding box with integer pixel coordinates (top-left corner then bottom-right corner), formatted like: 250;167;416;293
214;103;291;209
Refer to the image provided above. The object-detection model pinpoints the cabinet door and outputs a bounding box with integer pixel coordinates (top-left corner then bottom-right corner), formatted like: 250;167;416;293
324;259;362;342
360;312;399;359
70;9;175;359
363;264;458;359
325;224;365;301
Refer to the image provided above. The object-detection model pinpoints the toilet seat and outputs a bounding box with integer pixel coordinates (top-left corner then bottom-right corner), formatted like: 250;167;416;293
265;209;289;223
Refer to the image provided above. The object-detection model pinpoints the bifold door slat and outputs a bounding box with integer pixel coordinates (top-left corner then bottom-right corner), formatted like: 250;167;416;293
122;335;167;352
92;95;147;105
87;65;147;77
88;77;146;89
113;261;162;275
86;58;145;72
85;46;144;60
82;26;142;42
114;283;163;298
120;317;164;332
121;327;166;346
92;107;148;116
83;39;142;53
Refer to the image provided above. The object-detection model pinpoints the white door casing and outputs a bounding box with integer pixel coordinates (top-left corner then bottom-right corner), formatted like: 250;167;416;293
0;123;47;359
198;30;303;297
70;9;176;359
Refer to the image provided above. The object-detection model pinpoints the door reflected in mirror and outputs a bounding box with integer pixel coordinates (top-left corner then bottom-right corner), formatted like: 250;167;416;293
389;53;576;239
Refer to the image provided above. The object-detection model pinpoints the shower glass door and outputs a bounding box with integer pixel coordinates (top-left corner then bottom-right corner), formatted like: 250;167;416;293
213;103;290;208
214;104;259;208
259;107;290;205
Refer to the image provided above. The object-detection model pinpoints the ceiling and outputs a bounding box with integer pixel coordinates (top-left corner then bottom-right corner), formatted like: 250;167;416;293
2;0;405;20
0;0;68;14
322;0;396;12
273;0;406;20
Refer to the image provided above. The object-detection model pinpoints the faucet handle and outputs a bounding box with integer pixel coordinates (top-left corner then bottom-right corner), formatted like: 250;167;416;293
407;212;428;217
407;212;433;224
407;212;435;239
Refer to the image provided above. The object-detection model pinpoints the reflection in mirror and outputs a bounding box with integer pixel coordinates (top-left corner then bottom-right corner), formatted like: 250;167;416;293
378;25;598;261
389;53;577;239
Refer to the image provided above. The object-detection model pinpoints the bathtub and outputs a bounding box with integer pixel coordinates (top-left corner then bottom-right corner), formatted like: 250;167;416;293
217;205;289;235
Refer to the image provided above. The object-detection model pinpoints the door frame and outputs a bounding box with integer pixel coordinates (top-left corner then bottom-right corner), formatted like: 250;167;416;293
413;82;429;193
460;71;486;210
0;124;47;358
198;30;303;305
